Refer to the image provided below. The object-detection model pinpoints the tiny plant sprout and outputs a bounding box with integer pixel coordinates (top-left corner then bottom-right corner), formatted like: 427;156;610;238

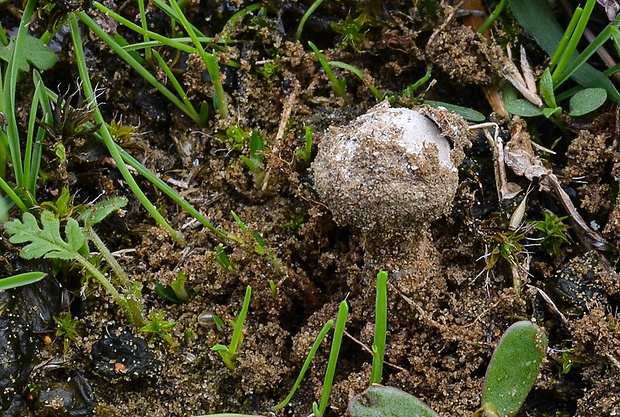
312;102;471;268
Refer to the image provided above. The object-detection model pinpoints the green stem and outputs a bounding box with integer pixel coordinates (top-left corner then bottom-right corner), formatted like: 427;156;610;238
296;0;326;41
86;225;130;286
69;14;182;243
74;11;198;124
168;0;229;118
74;252;125;313
476;0;507;34
271;319;334;411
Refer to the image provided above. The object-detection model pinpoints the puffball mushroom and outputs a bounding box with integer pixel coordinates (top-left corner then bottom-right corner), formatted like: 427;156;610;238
312;102;472;270
312;102;471;269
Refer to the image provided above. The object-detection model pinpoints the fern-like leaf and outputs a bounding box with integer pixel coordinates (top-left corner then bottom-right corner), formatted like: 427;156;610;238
5;211;86;260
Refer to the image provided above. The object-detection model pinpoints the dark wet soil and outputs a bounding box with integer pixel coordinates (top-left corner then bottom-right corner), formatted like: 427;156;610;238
2;1;620;416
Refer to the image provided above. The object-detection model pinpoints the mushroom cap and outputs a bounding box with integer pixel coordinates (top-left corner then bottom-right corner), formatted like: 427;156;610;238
312;102;460;233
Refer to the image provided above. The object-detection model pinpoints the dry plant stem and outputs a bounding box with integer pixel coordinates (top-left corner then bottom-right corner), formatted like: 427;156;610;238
343;330;408;373
527;285;570;329
388;282;447;331
500;46;543;107
543;174;610;250
261;79;300;191
469;123;517;201
505;120;609;251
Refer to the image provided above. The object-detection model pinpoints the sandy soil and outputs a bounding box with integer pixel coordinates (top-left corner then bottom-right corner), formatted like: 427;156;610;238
2;1;620;416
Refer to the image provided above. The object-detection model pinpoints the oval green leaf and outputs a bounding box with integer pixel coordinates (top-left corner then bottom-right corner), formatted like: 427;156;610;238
569;88;607;116
349;385;439;417
482;321;547;417
504;98;544;117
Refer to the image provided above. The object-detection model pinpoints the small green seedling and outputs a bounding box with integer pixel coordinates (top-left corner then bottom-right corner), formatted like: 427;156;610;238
349;321;547;417
484;230;526;271
155;271;194;304
308;41;347;99
231;211;288;275
212;285;252;370
54;311;80;354
331;12;369;51
215;245;234;271
4;197;146;327
532;213;570;257
197;271;387;417
295;126;314;164
140;310;177;347
39;187;83;220
273;271;385;414
239;130;266;189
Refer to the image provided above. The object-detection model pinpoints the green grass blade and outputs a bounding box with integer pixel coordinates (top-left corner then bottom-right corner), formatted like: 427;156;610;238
168;0;229;118
0;271;46;290
370;270;388;384
115;146;239;242
317;300;349;417
2;0;38;188
551;0;594;85
271;319;334;411
328;61;383;100
69;14;182;243
549;7;581;69
149;0;207;37
93;2;201;53
228;286;252;355
308;41;346;99
27;71;49;196
136;0;152;61
555;23;619;88
476;0;508;33
75;10;198;124
296;0;326;41
151;49;200;122
508;0;620;102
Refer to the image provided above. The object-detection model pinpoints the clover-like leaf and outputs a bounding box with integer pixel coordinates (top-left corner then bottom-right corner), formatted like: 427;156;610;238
5;210;86;260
